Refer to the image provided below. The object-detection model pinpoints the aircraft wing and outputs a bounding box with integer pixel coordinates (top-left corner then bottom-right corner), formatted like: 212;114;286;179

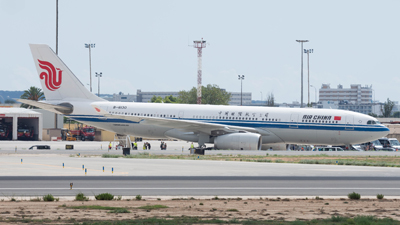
91;104;271;136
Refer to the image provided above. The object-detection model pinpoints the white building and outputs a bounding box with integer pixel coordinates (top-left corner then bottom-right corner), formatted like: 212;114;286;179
319;84;372;104
0;108;43;140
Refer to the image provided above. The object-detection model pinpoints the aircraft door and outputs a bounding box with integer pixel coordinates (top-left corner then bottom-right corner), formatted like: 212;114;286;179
178;111;184;119
345;116;354;130
289;114;299;128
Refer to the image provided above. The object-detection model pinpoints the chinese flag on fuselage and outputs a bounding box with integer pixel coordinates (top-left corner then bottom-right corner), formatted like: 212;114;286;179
334;116;342;121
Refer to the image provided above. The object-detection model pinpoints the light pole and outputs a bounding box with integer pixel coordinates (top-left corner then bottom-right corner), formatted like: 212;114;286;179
296;40;309;108
85;43;95;92
260;91;263;101
238;75;245;106
95;72;102;97
304;49;313;106
310;85;317;104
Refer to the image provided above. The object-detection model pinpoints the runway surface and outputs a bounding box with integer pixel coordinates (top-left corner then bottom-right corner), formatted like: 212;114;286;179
1;176;400;197
2;141;400;197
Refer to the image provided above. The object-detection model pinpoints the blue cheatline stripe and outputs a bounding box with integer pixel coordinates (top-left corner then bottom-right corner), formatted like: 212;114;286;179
68;115;388;132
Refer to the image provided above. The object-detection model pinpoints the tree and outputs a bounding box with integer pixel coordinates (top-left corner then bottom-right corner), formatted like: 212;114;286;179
266;92;275;107
5;99;16;104
151;95;179;103
392;111;400;118
20;86;45;109
381;98;395;117
368;113;378;118
178;84;231;105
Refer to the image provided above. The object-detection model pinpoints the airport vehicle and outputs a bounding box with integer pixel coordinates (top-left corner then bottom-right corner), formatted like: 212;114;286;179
61;128;77;141
388;138;400;151
19;44;390;150
0;124;11;140
378;138;392;148
377;138;396;151
17;125;34;140
69;126;95;141
351;144;364;151
317;147;344;151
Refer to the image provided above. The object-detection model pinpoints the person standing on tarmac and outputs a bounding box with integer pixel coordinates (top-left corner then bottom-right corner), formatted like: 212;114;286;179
108;142;112;151
148;142;151;150
134;142;138;150
143;143;146;150
190;142;194;149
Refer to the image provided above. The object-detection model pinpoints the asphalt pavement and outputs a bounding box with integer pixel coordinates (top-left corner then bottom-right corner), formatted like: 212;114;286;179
1;176;400;197
2;140;400;197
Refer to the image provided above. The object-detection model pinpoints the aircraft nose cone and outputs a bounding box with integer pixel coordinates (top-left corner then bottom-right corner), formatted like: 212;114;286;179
382;125;390;135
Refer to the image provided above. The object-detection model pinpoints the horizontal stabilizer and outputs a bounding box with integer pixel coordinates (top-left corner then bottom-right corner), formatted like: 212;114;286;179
18;99;73;114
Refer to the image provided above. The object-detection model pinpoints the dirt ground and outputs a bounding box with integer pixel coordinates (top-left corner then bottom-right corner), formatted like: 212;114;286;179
0;197;399;223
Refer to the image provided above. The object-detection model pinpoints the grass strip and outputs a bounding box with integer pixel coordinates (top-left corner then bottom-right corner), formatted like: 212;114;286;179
137;205;169;210
68;205;126;210
102;153;400;168
21;215;398;225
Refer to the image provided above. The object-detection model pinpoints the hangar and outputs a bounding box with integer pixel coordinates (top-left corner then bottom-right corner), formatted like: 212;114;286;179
0;108;42;141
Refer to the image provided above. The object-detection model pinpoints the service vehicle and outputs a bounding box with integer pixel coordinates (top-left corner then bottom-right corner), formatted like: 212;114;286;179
0;125;10;140
317;147;344;151
17;126;34;140
388;138;400;151
351;144;364;151
70;126;95;141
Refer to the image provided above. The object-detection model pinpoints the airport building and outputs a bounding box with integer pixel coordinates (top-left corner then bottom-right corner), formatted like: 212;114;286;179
0;108;43;141
317;84;376;115
105;89;252;106
319;84;373;104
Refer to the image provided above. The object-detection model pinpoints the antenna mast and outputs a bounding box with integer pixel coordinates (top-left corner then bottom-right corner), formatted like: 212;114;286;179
192;38;206;104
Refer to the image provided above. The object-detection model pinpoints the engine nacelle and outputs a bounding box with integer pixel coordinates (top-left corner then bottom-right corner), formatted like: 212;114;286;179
214;133;262;150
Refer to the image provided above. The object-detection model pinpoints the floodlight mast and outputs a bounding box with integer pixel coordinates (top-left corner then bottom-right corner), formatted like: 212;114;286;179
193;38;206;104
296;40;308;108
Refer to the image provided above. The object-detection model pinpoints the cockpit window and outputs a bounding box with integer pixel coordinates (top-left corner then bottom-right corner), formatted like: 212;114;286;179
367;120;376;124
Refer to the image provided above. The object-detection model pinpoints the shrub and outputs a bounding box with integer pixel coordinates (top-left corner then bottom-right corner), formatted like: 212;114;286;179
43;194;55;202
75;193;89;201
30;197;41;202
227;209;238;212
348;192;361;200
377;194;384;199
95;193;114;200
136;195;142;200
330;215;347;222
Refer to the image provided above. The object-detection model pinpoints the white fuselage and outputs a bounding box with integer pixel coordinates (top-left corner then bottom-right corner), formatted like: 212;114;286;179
56;100;389;146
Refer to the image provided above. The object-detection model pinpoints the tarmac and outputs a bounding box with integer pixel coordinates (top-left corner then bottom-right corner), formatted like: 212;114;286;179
2;140;400;197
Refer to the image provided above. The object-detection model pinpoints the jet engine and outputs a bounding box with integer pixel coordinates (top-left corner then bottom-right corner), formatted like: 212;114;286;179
214;133;262;150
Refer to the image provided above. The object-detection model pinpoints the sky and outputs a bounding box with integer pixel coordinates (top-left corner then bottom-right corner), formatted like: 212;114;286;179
0;0;399;104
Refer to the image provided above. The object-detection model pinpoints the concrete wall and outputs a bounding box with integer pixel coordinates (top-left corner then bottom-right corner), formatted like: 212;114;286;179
42;128;61;141
33;109;63;129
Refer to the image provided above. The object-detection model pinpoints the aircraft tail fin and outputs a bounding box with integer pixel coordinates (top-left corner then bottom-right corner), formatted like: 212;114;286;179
29;44;104;102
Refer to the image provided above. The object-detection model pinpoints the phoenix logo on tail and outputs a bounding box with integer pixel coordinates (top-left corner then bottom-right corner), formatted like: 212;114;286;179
38;59;62;91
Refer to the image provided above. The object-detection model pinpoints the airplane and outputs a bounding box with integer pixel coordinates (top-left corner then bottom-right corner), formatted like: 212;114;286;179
19;44;390;150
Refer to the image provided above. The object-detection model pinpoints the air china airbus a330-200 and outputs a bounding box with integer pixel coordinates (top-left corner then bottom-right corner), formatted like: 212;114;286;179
19;44;389;150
